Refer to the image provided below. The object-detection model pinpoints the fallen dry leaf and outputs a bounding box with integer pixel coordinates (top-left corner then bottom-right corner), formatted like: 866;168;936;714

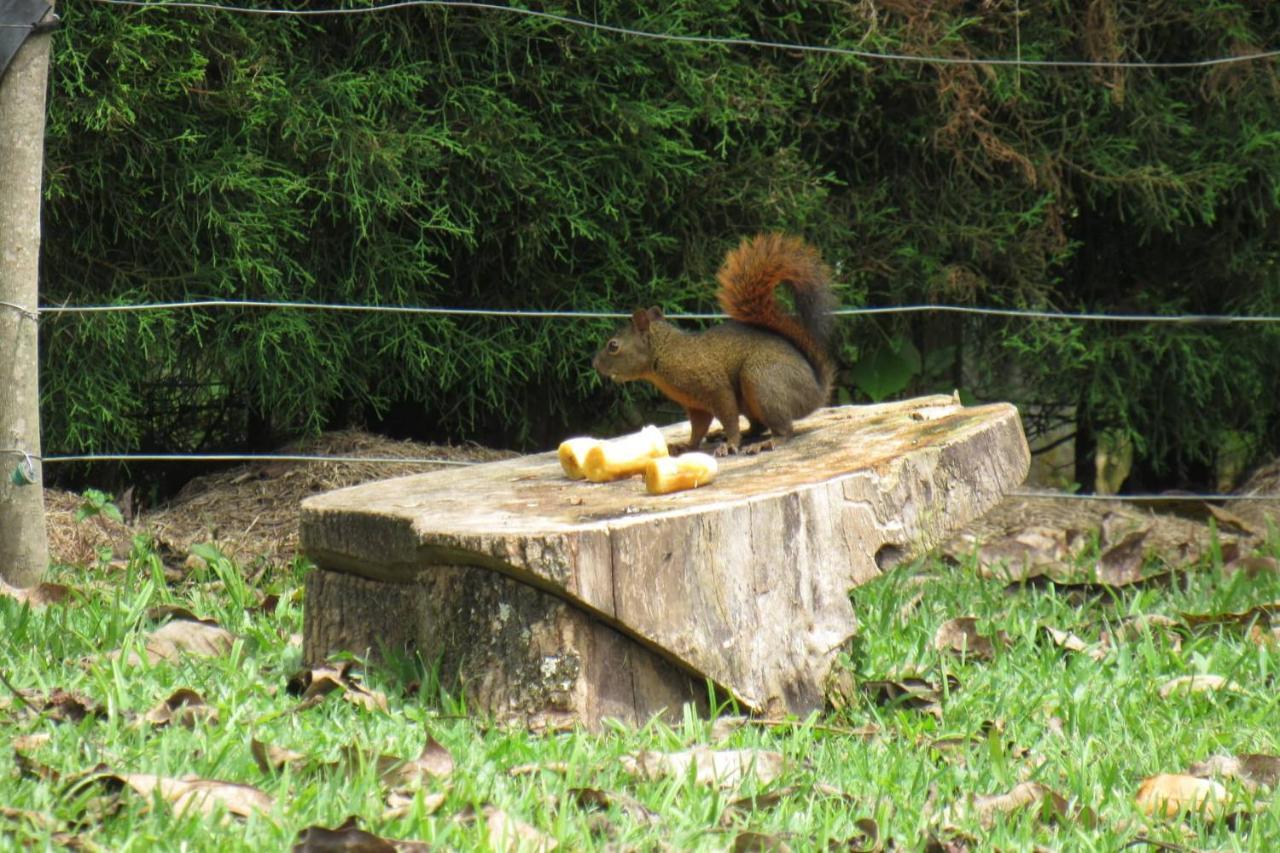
341;733;453;789
109;772;273;819
933;617;1006;661
11;732;51;752
1203;503;1260;537
381;788;446;822
570;787;660;826
1095;530;1150;586
1187;753;1280;791
0;580;73;607
720;782;860;829
860;675;957;718
143;688;217;729
1097;614;1184;651
146;605;216;625
136;619;236;664
975;527;1072;581
3;687;103;723
286;663;388;714
1182;602;1280;632
969;781;1090;829
508;762;570;777
1157;674;1244;699
621;747;784;788
294;815;431;852
1135;773;1230;820
482;805;557;852
250;739;309;774
1222;555;1280;579
1040;626;1107;662
711;715;751;741
733;830;793;852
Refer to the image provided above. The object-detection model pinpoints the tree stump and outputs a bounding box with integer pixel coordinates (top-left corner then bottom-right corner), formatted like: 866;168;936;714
300;396;1030;727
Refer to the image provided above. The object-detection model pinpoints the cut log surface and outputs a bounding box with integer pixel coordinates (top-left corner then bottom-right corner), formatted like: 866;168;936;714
301;397;1030;720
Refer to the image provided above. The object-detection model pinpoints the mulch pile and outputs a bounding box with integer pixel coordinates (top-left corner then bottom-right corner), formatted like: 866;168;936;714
46;430;514;567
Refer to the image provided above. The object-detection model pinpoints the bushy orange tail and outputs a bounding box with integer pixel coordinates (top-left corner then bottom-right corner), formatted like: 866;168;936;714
715;233;835;387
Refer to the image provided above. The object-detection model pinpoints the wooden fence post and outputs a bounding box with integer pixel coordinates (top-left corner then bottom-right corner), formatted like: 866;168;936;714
0;4;55;586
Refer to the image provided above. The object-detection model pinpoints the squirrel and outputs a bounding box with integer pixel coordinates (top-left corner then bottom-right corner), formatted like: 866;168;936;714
593;233;836;455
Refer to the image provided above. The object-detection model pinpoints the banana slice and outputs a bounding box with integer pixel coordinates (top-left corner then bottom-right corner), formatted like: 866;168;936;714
644;452;718;495
557;437;599;480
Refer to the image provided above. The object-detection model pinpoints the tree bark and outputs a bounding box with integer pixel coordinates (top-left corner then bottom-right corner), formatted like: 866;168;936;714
0;8;53;586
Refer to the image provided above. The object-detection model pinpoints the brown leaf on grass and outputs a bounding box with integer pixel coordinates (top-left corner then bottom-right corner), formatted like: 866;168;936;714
0;805;54;832
146;605;216;625
1039;626;1107;662
933;617;1007;661
838;817;881;853
286;662;388;714
969;781;1091;829
720;783;861;830
711;715;750;741
1135;773;1231;820
381;789;447;822
1222;555;1280;579
1181;602;1280;632
143;688;217;729
107;772;273;818
1095;530;1150;585
0;580;73;607
4;688;103;722
733;831;793;852
251;739;310;774
135;618;236;664
570;787;660;825
974;528;1070;581
1099;512;1142;548
341;733;453;788
1188;753;1280;791
1203;503;1260;537
480;805;557;852
621;747;784;789
12;732;51;752
1098;614;1184;651
1157;674;1244;699
860;675;957;717
13;749;62;783
248;592;280;616
508;761;570;777
294;815;431;852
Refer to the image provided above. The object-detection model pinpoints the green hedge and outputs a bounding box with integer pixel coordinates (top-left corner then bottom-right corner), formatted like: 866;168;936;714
40;1;1280;486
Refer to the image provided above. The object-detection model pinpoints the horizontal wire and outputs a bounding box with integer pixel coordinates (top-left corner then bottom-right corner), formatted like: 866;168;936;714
35;299;1280;324
0;300;40;320
87;0;1280;70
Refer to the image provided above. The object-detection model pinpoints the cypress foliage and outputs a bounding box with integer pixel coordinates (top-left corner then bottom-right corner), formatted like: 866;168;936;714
40;1;1280;488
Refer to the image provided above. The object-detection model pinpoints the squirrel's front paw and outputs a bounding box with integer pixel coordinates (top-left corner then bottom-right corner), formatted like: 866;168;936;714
741;439;775;456
712;443;740;458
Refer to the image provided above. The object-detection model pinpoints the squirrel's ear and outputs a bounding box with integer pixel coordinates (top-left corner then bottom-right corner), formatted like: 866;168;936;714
646;306;664;322
631;307;650;332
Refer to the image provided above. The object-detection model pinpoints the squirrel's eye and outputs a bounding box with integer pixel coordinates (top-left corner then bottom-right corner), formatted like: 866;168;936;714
607;339;621;354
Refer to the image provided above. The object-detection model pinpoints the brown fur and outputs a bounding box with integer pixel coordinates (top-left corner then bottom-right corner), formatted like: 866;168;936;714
593;234;836;454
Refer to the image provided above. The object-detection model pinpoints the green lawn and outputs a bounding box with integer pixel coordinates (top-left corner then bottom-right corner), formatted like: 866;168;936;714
2;524;1278;851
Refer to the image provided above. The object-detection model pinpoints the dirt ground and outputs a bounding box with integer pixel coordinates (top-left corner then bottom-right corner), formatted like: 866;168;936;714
42;430;1280;570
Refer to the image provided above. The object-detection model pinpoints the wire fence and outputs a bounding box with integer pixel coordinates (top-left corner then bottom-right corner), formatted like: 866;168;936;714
69;0;1280;70
6;0;1279;503
10;298;1280;325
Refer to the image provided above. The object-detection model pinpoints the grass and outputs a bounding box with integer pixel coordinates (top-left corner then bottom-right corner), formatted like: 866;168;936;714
2;526;1279;851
